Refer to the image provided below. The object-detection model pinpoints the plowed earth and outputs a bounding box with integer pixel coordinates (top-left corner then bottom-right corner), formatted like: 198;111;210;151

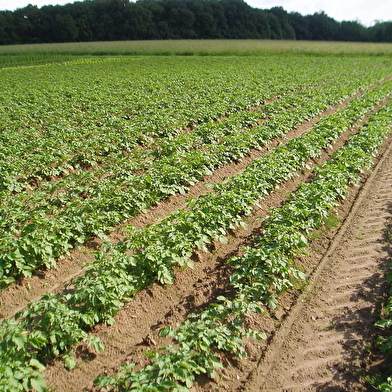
1;85;392;391
243;130;392;392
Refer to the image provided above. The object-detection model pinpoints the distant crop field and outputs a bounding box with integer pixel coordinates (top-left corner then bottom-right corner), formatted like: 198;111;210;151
1;54;392;391
1;39;392;67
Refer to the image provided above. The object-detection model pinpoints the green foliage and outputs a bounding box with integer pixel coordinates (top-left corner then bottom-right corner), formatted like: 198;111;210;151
94;83;392;392
0;319;47;391
3;56;389;287
0;0;391;46
1;57;392;390
16;293;104;367
373;260;392;390
94;348;203;391
0;358;46;392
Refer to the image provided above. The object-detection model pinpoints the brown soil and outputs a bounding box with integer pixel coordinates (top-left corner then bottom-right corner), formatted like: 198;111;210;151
2;85;391;391
39;104;392;390
0;92;354;322
241;134;392;391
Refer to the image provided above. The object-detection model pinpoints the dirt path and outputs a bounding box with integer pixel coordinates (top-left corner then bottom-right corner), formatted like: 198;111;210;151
243;134;392;391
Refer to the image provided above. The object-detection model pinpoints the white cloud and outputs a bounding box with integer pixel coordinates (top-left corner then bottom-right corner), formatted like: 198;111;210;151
0;0;72;11
0;0;390;26
246;0;391;26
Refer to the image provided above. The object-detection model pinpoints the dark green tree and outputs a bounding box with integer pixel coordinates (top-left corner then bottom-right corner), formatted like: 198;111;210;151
336;20;368;42
268;7;296;39
369;22;392;42
287;12;312;40
0;0;389;45
306;11;339;41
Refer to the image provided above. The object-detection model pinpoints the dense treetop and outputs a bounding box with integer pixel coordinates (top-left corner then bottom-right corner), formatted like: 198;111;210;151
0;0;391;45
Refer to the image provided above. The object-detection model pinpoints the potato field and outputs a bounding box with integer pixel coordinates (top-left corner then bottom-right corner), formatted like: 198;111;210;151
1;54;392;391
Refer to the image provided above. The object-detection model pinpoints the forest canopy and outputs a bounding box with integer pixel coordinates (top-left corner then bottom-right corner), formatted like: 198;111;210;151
0;0;391;45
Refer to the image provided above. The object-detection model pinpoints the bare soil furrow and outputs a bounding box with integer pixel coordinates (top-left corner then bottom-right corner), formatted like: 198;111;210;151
243;135;392;392
42;93;385;392
283;377;336;391
342;247;383;258
364;221;389;228
332;281;358;289
0;89;358;321
292;355;344;372
341;254;381;263
302;341;343;355
43;168;313;390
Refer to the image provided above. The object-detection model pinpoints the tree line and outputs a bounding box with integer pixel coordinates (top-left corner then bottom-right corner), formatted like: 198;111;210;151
1;0;391;45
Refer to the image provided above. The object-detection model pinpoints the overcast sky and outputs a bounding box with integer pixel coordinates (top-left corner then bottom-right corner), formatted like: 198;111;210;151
0;0;390;27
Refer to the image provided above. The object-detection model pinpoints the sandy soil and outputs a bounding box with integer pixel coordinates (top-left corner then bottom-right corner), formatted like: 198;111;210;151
2;84;391;391
0;89;347;322
242;133;392;392
41;99;391;390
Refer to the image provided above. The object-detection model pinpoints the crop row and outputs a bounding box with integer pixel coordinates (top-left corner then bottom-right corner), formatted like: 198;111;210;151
95;96;392;392
0;78;329;195
2;57;389;194
1;56;342;190
2;57;390;194
75;80;391;321
0;74;377;287
0;82;390;391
